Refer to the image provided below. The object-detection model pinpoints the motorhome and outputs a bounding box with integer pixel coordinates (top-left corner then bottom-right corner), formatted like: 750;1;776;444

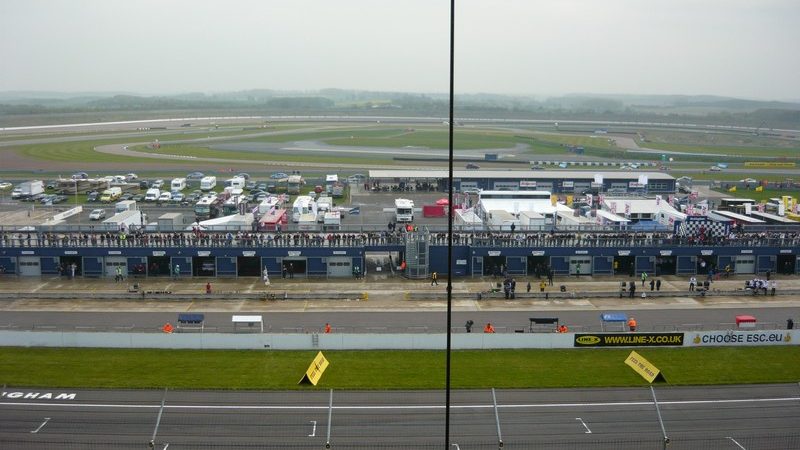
394;198;414;222
194;194;225;220
100;187;123;203
200;176;217;191
145;188;160;202
292;195;317;222
170;178;187;192
287;175;304;195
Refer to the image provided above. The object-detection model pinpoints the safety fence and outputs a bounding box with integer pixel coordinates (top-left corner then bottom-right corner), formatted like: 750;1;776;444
2;434;798;449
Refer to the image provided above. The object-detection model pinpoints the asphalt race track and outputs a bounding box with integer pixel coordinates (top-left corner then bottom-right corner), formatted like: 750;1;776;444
1;384;798;449
0;307;797;334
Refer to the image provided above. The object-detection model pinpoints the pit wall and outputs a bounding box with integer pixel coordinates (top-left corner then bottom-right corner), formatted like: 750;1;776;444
0;330;794;350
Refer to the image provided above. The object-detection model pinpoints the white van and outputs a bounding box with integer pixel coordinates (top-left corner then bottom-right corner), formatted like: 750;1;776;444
159;192;173;202
145;188;160;202
170;177;187;192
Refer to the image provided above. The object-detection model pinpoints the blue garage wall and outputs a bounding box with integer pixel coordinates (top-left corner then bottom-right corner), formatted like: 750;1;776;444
593;256;613;275
505;256;526;275
0;257;17;274
550;256;569;276
757;255;776;275
82;256;103;277
308;257;327;276
41;257;60;274
216;257;237;276
636;256;655;275
677;256;696;275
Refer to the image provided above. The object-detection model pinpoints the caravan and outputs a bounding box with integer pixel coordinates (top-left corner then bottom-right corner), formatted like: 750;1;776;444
200;176;217;191
170;178;187;192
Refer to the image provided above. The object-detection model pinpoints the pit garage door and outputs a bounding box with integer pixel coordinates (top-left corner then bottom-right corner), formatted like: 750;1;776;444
105;256;127;278
735;256;755;274
18;256;41;276
327;256;351;278
569;256;592;275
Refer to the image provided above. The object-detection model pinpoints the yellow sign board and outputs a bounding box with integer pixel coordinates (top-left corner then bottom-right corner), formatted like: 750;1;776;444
298;351;329;386
624;351;664;383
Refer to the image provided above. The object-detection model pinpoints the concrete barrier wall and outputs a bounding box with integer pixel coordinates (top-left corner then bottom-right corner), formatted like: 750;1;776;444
0;331;572;350
0;330;794;350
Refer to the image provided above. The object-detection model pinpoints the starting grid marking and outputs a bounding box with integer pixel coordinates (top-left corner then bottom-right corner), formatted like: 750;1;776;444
1;396;798;411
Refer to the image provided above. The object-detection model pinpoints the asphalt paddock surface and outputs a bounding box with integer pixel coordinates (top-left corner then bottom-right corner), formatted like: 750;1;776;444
0;384;798;449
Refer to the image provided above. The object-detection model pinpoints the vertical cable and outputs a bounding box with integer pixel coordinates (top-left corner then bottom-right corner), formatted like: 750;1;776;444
445;0;456;448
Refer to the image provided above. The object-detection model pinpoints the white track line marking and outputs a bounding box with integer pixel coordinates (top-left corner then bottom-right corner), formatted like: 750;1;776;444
451;444;460;450
726;436;747;449
308;420;317;437
575;417;592;434
30;417;50;434
0;396;798;411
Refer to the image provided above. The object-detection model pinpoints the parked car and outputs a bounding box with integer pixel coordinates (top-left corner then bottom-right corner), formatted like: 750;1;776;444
139;180;151;189
270;172;288;180
52;195;68;204
89;209;106;220
120;193;134;201
170;192;185;203
0;182;12;190
46;181;57;190
186;171;205;180
245;180;257;190
257;183;267;191
87;191;100;202
465;163;480;169
133;194;145;202
158;192;172;202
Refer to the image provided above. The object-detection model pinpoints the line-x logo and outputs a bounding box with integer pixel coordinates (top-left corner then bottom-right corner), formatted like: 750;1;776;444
1;391;76;400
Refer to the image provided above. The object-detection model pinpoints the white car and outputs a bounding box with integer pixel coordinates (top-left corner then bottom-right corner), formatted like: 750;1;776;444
0;182;12;190
152;179;165;188
89;209;106;220
158;192;173;202
709;166;722;172
170;192;185;203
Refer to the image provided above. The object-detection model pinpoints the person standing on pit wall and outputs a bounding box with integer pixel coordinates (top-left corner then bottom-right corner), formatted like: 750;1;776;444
689;276;697;292
627;316;637;332
173;264;180;280
656;279;661;291
465;320;474;333
527;281;531;293
206;282;212;295
641;271;648;287
547;268;554;286
288;263;294;279
649;279;655;291
770;279;777;296
629;282;636;299
539;280;546;293
324;323;332;333
431;271;438;286
483;322;495;333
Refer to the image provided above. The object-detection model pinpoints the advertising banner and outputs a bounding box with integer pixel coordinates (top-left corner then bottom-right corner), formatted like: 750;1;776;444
574;333;684;347
686;331;795;347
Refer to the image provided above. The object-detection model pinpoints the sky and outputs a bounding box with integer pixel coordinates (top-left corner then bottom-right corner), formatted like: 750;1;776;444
1;0;799;100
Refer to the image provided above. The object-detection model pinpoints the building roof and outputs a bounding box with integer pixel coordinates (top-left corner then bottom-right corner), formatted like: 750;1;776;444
601;198;681;215
368;169;674;181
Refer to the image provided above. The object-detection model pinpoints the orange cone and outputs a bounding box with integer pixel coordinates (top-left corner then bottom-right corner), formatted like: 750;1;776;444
162;322;174;334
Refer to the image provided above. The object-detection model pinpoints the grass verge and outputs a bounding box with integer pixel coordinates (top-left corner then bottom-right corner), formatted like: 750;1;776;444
1;347;798;390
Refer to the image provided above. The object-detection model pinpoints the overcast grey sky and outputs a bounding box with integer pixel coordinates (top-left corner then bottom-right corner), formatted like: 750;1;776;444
2;0;798;100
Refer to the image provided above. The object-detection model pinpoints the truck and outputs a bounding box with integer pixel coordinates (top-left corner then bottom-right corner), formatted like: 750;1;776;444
322;211;341;230
170;177;187;192
11;180;44;199
316;196;333;213
394;198;414;222
145;188;160;202
115;200;138;214
100;187;123;203
101;210;143;231
200;176;217;191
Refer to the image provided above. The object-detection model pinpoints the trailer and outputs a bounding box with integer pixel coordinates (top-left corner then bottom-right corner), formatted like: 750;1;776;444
170;178;187;192
200;176;217;191
115;200;138;214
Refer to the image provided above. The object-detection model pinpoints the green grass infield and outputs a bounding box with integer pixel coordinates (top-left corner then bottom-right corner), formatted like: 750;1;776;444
1;347;798;390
